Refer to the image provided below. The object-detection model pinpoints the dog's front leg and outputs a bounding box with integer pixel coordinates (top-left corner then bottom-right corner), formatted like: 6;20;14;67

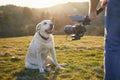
37;52;45;73
50;48;60;68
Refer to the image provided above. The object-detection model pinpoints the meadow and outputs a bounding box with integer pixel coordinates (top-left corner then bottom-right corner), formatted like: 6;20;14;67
0;35;104;80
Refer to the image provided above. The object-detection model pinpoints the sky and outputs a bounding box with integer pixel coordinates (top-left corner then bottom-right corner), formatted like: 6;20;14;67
0;0;89;8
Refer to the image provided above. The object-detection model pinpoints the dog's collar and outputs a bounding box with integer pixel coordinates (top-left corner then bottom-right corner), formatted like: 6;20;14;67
38;32;49;40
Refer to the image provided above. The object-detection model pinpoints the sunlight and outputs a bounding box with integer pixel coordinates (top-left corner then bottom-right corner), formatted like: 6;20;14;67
31;0;68;8
33;0;89;8
0;0;89;8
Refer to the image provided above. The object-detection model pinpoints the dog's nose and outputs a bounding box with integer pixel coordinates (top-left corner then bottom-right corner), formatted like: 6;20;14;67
50;24;53;27
50;24;54;29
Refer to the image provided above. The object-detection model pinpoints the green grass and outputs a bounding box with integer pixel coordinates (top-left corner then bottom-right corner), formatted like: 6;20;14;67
0;35;104;80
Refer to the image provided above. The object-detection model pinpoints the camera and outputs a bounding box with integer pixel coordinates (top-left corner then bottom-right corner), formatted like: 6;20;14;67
64;15;90;40
64;24;86;40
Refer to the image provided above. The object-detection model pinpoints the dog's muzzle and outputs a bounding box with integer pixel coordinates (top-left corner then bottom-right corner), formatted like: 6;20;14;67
45;24;54;34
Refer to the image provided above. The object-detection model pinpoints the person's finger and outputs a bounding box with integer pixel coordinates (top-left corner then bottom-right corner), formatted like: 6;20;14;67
101;0;108;9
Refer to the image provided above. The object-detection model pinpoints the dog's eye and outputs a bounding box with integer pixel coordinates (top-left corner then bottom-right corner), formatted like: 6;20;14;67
44;22;47;25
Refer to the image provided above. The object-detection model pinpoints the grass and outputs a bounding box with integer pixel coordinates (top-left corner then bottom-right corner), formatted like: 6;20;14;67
0;35;104;80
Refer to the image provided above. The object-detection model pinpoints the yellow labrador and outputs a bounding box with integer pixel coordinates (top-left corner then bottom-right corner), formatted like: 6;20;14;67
25;20;60;73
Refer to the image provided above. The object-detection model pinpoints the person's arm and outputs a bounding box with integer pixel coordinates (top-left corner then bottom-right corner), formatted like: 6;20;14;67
89;0;100;20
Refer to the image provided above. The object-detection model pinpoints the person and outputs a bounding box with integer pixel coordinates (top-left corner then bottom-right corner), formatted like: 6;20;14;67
89;0;120;80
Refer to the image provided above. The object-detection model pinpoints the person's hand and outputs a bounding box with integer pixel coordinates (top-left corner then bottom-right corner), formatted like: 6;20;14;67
89;11;97;21
101;0;108;9
89;0;108;21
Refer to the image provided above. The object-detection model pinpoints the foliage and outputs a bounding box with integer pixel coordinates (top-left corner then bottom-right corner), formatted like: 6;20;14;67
0;35;104;80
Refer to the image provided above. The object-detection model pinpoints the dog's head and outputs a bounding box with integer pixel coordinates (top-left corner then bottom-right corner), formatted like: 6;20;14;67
36;20;54;34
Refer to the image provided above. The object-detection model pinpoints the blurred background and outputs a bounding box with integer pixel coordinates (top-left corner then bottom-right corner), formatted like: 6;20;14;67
0;0;105;37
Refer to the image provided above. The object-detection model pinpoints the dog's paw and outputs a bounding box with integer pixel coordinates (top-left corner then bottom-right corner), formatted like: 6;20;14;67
56;65;64;70
44;68;51;72
59;63;68;67
39;68;45;73
55;65;60;70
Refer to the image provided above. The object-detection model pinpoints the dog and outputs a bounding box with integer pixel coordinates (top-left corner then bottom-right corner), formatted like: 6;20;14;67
25;20;61;73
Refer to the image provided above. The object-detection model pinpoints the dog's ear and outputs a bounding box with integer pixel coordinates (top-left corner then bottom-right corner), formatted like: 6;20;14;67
36;23;41;31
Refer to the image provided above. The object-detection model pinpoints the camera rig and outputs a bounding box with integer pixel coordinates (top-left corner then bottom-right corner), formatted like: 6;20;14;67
64;7;104;40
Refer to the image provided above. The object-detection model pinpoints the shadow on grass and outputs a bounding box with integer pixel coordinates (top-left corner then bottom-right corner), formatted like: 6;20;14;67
13;68;61;80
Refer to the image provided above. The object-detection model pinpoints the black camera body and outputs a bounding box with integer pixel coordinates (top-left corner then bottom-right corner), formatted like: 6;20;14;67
64;24;86;40
64;15;90;40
